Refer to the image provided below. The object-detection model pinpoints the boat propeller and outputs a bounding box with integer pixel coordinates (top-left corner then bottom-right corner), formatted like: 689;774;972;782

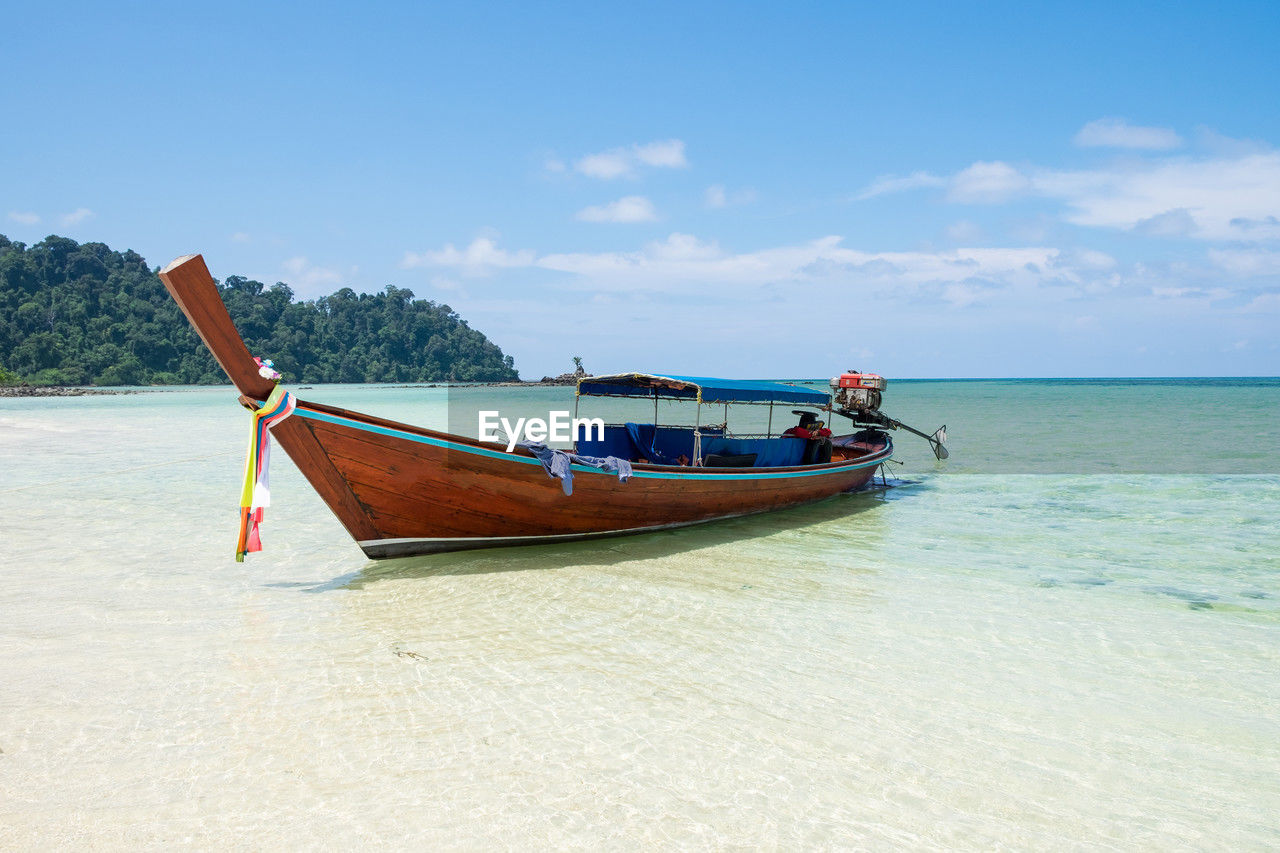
891;418;949;460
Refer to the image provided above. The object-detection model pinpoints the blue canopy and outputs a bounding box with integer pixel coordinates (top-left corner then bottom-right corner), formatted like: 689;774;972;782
577;372;829;405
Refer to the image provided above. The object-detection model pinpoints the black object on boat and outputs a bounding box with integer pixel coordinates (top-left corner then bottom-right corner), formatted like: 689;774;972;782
703;453;759;468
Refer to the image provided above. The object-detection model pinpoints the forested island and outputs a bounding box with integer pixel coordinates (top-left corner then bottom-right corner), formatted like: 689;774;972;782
0;235;520;386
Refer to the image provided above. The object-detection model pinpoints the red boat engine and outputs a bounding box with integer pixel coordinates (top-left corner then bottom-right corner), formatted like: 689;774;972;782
829;370;949;460
829;371;886;413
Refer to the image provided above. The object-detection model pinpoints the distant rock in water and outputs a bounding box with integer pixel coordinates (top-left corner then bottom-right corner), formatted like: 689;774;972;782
539;361;588;385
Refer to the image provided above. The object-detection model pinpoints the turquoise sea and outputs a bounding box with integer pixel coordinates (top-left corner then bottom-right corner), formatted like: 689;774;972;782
1;379;1278;848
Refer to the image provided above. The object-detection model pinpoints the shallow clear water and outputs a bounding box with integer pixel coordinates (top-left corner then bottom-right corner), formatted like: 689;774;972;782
2;381;1278;848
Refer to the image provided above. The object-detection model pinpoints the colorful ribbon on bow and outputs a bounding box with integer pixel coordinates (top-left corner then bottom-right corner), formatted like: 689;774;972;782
236;385;296;561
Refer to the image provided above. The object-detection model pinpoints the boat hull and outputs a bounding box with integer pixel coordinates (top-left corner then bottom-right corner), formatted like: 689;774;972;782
279;399;891;558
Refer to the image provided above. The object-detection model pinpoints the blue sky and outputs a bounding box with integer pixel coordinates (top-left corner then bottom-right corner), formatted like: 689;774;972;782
3;0;1278;378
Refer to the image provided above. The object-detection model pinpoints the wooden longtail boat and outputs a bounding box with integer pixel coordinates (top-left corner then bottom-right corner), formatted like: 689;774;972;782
159;254;897;559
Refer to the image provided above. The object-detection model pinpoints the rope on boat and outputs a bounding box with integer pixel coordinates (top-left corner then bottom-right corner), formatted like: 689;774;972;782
236;386;296;561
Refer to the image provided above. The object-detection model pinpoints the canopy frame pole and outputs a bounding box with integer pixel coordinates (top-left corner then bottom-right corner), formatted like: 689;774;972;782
767;402;773;438
693;392;703;465
724;403;729;436
572;390;580;450
654;391;659;428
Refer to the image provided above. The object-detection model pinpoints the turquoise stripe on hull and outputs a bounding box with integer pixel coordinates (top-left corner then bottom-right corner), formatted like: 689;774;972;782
294;406;891;481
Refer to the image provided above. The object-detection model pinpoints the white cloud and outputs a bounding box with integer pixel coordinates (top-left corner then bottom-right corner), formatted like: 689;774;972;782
7;211;40;225
861;147;1280;241
1194;127;1272;157
944;220;983;242
1059;248;1117;270
575;151;632;180
1008;216;1053;243
1033;152;1280;240
1243;292;1280;313
855;170;945;200
643;232;723;262
576;195;658;223
1227;215;1280;235
405;221;1280;324
1209;247;1280;277
416;231;1064;301
1057;314;1102;334
1134;208;1198;237
1074;117;1182;150
948;161;1030;203
403;224;1280;378
60;208;94;226
428;275;469;299
940;282;997;308
1150;285;1232;301
400;236;536;276
572;139;688;179
281;256;343;289
633;139;687;168
230;231;251;243
705;184;756;209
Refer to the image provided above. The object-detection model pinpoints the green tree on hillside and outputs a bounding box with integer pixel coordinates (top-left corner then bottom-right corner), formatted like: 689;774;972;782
0;235;520;385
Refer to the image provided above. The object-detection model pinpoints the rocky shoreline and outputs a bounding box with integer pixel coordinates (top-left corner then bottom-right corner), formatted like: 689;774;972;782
387;379;578;389
0;385;141;397
400;368;588;389
0;381;574;397
1;365;591;397
1;374;588;397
